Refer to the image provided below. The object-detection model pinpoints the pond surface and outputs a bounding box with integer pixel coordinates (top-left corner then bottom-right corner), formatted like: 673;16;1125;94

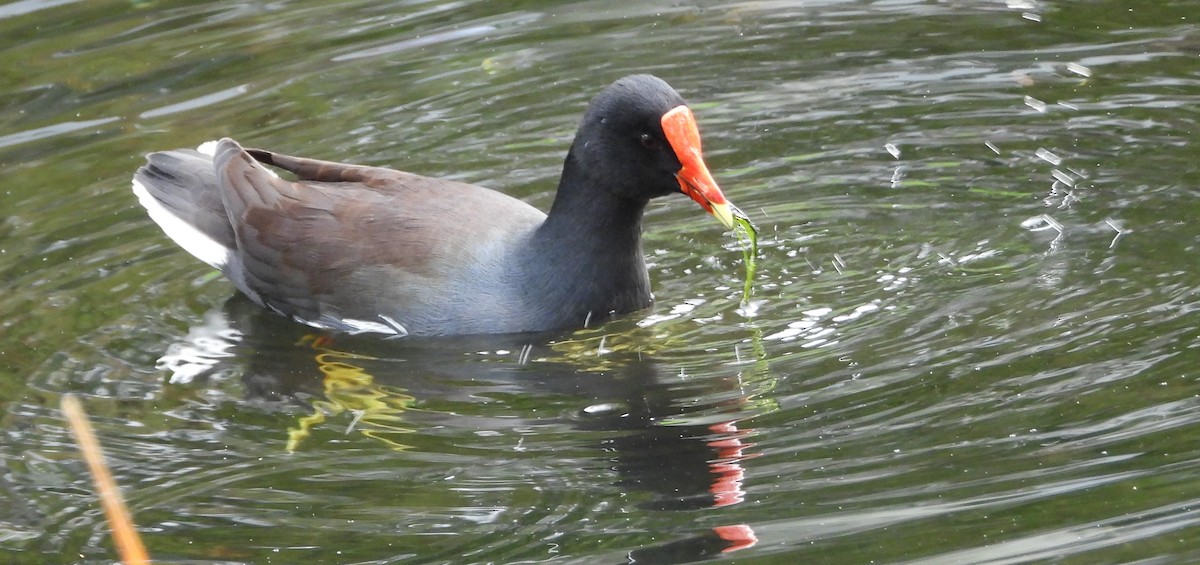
3;0;1200;563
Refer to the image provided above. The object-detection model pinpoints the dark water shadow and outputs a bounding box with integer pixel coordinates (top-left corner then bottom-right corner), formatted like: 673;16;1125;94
157;295;765;562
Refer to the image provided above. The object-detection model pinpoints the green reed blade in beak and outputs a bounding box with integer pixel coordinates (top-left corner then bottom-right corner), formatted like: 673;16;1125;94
729;203;759;304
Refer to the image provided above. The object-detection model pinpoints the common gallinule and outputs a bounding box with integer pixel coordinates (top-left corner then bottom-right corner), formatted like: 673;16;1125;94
133;74;734;337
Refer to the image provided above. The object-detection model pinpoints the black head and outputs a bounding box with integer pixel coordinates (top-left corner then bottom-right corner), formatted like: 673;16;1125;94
555;75;733;229
569;74;691;201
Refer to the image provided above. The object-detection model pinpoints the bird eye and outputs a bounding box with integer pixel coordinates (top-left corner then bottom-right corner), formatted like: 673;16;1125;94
639;132;654;148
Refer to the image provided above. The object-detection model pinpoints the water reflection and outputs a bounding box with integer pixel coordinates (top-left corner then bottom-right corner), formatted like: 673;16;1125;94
157;296;764;560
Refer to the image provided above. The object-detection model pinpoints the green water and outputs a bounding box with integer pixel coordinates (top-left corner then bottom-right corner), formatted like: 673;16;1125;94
3;1;1200;563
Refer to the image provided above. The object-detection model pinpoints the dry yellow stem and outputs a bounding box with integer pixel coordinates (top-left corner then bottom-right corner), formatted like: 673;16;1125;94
61;394;150;565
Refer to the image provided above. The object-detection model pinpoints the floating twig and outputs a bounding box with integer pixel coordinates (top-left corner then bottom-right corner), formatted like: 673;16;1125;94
61;394;150;565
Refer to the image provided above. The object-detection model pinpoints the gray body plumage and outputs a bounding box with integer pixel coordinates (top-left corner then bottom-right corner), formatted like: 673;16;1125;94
132;138;650;336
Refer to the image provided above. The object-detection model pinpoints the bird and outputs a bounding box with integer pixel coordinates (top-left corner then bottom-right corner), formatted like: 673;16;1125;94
132;74;735;337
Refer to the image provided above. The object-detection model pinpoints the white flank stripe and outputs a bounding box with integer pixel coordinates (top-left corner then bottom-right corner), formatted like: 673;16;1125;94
132;177;231;270
306;313;409;337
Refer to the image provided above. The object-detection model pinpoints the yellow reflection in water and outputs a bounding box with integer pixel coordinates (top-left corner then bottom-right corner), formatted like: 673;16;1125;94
287;336;417;452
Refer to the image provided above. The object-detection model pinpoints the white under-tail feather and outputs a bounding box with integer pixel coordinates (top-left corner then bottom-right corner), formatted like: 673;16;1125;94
131;141;232;270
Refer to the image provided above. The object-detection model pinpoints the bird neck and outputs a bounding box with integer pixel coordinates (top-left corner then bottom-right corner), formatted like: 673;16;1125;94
542;149;648;247
522;148;652;327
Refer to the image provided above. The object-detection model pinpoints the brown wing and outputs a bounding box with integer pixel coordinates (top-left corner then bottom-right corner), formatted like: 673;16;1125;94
211;138;545;327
